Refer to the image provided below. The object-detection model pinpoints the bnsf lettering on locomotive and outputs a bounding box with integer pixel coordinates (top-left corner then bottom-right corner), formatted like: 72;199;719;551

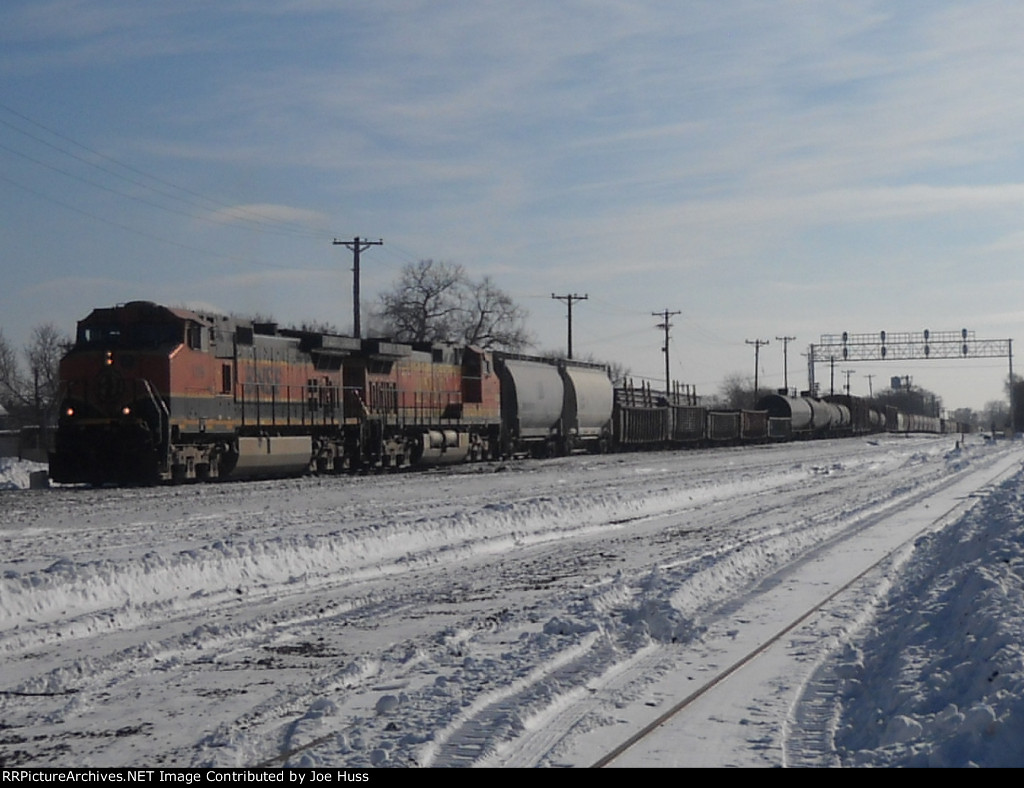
243;366;283;385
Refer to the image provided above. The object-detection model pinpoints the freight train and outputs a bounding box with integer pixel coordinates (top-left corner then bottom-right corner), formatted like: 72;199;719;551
48;301;967;485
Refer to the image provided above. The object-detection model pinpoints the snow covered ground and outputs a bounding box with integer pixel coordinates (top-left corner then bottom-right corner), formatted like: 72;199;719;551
1;434;1022;768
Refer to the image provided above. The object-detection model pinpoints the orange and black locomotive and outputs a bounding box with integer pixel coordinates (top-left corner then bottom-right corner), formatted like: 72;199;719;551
49;301;511;483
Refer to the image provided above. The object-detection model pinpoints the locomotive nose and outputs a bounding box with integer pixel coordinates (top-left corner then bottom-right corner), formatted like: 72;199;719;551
94;366;126;411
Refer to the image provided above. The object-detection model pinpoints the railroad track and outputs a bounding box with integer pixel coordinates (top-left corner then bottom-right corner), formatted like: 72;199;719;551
584;447;1023;768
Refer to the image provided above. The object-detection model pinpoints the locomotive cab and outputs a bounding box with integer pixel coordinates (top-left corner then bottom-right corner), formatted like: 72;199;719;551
50;301;188;484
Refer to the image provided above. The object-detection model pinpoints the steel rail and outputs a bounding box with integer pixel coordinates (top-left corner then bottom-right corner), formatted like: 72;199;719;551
590;456;1016;768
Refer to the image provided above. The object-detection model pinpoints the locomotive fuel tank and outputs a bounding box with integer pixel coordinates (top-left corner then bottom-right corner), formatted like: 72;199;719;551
414;429;471;465
232;435;314;478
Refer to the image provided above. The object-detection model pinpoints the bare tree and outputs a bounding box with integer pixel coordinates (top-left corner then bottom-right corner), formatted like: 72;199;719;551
950;407;977;430
0;328;24;411
873;384;942;418
377;260;465;343
376;260;531;351
458;276;531;349
0;323;71;426
715;372;756;409
26;323;69;422
982;399;1010;432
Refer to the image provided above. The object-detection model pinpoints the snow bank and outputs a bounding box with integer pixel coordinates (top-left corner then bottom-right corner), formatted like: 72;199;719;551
832;472;1024;767
0;457;47;491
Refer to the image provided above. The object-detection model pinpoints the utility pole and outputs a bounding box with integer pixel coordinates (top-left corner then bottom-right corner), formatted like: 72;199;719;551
653;309;681;394
775;335;796;394
551;293;588;359
1009;338;1015;435
865;373;875;398
746;338;769;401
843;369;856;395
332;236;383;338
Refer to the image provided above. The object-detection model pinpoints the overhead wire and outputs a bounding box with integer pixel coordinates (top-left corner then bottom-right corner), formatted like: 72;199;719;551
0;96;450;290
0;170;331;272
0;102;350;241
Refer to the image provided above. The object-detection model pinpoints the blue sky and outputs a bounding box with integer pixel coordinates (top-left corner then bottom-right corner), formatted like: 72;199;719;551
3;0;1023;413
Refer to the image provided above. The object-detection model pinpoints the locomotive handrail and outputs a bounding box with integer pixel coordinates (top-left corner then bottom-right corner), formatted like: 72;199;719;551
240;380;347;428
137;377;170;467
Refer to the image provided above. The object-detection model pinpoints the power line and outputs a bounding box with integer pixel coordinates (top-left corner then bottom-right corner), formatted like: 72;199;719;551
0;103;350;241
0;171;316;269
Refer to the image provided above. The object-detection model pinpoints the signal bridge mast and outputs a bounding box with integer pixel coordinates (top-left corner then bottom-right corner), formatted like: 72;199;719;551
807;329;1015;433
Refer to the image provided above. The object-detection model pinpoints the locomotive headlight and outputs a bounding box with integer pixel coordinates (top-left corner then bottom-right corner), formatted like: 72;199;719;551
65;406;75;417
121;406;132;416
105;351;114;366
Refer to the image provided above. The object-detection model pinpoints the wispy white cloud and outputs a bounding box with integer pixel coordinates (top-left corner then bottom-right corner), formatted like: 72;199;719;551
3;0;1024;409
203;203;332;230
